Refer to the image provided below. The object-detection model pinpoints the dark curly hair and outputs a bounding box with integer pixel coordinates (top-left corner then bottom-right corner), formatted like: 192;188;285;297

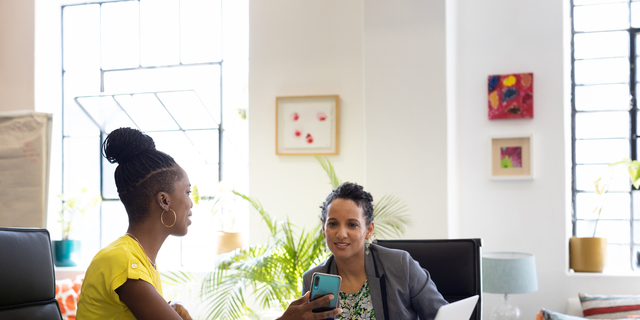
102;127;183;224
320;182;374;225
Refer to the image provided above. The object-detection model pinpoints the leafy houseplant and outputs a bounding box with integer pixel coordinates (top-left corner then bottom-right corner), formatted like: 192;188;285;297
570;159;640;273
53;188;100;267
170;156;410;319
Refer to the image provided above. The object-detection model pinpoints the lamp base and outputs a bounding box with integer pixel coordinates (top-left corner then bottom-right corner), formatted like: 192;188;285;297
491;294;521;320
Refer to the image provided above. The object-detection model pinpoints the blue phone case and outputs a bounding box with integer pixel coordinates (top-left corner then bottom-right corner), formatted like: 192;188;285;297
309;272;341;318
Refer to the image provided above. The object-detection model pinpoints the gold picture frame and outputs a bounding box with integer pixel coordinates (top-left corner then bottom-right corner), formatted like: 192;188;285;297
276;95;340;155
490;135;533;180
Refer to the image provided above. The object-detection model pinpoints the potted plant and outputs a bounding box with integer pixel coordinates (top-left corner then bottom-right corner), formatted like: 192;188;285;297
570;159;640;272
53;188;100;267
172;156;410;319
192;183;246;255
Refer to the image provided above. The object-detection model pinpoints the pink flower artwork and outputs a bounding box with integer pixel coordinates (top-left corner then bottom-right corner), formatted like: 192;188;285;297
277;95;339;155
500;146;522;168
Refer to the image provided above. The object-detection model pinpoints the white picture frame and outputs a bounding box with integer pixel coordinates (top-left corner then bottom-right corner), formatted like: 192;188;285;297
490;134;533;180
276;95;340;155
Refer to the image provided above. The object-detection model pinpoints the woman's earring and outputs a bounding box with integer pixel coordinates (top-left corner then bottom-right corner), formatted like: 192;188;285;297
365;239;371;255
161;209;177;228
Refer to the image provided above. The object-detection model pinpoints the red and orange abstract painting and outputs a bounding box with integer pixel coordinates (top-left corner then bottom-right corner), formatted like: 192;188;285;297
488;73;533;120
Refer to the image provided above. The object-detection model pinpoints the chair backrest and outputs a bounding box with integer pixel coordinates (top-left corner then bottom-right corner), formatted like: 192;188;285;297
0;227;63;320
376;238;482;320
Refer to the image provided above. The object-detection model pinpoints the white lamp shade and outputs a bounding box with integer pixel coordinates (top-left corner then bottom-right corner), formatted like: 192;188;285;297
482;252;538;294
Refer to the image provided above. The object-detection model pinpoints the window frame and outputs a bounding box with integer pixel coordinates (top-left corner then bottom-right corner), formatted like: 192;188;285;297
571;0;640;271
60;0;225;265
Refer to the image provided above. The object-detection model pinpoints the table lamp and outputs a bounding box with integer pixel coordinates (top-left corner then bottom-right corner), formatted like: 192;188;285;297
482;252;538;320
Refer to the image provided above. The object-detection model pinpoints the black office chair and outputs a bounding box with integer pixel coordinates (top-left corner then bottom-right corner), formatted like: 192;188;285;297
0;227;63;320
376;238;482;320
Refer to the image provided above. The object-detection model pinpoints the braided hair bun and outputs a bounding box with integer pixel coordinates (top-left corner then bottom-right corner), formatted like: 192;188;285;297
102;127;181;224
102;127;156;165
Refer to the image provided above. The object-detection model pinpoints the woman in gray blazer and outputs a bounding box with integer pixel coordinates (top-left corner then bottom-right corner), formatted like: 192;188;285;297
301;182;448;320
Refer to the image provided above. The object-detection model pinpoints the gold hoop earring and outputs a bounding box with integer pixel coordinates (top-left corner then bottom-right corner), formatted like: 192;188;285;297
161;209;176;228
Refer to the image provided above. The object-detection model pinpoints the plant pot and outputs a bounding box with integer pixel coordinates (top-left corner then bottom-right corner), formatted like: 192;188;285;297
52;240;81;267
569;236;607;272
216;231;244;255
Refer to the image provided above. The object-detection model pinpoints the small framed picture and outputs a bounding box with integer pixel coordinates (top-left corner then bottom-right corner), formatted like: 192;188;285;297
490;135;533;180
488;73;533;120
276;95;340;155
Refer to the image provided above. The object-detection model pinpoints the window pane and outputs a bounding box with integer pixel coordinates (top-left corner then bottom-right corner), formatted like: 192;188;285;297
632;2;640;28
101;201;129;249
146;132;207;167
76;96;137;133
575;111;629;139
157;91;218;130
157;236;182;269
101;1;140;70
575;31;628;59
575;0;629;4
63;5;100;71
574;4;629;32
114;94;180;131
577;220;630;242
74;200;100;267
104;65;221;122
140;0;180;66
575;84;630;111
102;157;118;200
181;206;218;268
634;221;640;243
222;0;249;61
575;58;629;85
576;164;632;192
576;192;630;219
63;137;100;212
181;0;222;63
606;244;632;272
63;72;101;137
185;130;220;165
575;138;629;164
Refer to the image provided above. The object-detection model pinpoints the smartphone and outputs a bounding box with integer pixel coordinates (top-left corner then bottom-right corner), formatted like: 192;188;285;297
309;272;341;317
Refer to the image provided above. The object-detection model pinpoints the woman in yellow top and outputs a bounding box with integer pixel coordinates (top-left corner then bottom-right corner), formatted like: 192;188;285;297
77;127;193;320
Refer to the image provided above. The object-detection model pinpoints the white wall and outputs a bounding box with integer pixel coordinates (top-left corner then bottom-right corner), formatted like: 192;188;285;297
248;0;449;243
363;0;449;239
0;0;35;112
450;0;640;318
249;0;366;242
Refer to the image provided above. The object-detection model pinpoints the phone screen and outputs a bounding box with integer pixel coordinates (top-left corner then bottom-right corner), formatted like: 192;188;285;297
309;272;341;315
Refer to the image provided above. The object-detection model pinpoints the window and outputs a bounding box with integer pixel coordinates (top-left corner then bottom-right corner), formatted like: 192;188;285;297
58;0;248;269
571;0;640;272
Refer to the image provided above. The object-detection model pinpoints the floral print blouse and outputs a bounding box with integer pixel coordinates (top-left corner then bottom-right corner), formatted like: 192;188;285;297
337;280;376;320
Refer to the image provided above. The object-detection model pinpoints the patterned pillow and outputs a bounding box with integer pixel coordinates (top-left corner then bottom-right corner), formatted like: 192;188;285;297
579;293;640;319
55;275;84;320
538;308;632;320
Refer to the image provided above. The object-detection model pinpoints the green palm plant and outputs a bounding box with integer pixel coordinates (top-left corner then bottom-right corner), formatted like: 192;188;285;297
185;156;410;319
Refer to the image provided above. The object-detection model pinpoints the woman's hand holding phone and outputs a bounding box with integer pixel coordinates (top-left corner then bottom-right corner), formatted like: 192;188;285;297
277;291;342;320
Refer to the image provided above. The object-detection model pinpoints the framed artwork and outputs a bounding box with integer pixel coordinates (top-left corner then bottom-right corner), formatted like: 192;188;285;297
488;73;533;120
491;135;533;180
276;95;340;155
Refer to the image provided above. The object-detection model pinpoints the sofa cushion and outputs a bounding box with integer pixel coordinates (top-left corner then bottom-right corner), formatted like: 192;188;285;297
579;293;640;319
538;308;632;320
55;275;83;320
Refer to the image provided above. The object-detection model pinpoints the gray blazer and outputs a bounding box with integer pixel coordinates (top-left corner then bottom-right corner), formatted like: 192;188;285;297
302;244;448;320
